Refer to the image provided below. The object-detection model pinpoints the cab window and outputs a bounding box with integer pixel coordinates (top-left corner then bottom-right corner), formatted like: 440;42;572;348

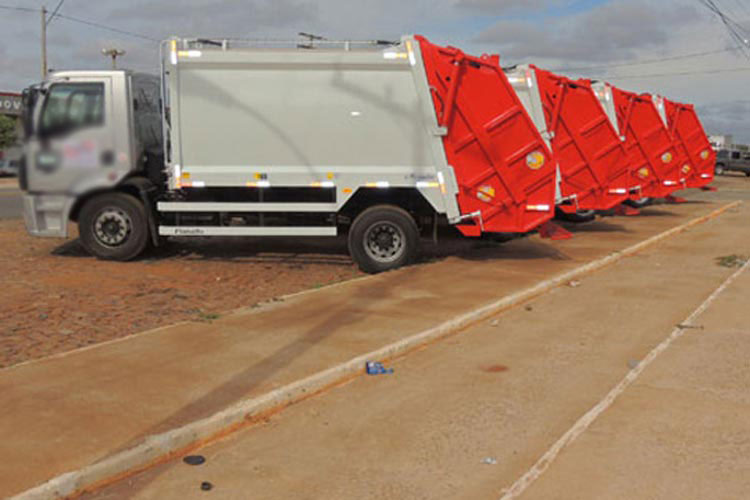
731;151;741;160
38;83;104;138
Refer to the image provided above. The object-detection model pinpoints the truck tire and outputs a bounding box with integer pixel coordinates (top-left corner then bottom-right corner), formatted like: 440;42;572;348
482;232;517;243
556;209;596;223
624;197;652;209
715;163;725;175
78;192;149;261
348;205;419;274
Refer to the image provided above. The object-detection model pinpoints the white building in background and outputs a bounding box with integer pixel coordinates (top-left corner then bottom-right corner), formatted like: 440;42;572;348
708;134;733;150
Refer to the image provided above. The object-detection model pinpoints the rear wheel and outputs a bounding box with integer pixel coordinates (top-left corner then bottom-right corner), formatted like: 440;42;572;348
624;197;652;209
348;205;419;274
482;232;517;243
715;163;725;175
78;192;149;261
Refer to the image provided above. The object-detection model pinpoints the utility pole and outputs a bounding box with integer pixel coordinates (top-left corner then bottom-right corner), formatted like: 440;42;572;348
40;6;47;79
101;48;126;69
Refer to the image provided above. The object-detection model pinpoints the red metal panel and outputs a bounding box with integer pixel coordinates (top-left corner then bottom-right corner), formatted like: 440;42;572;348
663;98;715;188
532;68;630;211
416;36;557;235
610;87;684;199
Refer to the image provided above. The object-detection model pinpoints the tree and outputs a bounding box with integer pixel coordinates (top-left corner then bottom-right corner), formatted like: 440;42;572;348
0;115;18;150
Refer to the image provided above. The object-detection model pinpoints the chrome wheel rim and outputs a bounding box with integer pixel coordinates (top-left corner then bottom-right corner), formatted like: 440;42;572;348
363;221;405;264
93;208;132;247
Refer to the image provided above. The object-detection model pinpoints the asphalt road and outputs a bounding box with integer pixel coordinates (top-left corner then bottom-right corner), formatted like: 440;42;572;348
0;181;21;219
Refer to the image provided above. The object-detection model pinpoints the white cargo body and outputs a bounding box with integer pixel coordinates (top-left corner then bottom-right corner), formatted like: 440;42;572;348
158;37;460;236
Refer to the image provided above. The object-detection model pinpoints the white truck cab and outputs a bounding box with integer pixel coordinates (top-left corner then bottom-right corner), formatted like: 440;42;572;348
22;71;162;239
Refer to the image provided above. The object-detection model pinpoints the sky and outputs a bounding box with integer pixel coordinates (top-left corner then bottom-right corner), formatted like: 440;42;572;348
1;0;749;142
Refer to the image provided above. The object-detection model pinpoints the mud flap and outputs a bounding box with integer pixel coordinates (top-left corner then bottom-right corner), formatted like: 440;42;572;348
665;195;688;204
538;221;573;240
614;204;641;216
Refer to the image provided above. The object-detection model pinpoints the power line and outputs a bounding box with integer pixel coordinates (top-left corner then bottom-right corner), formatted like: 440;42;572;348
53;13;158;42
0;4;157;42
46;0;66;26
698;0;750;57
0;4;36;12
600;65;750;80
554;47;740;73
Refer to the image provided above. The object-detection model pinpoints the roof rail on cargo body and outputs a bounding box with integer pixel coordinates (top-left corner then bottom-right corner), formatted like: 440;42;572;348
166;37;399;51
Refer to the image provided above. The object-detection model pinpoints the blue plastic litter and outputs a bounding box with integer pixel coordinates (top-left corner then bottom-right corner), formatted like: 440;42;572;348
366;361;394;375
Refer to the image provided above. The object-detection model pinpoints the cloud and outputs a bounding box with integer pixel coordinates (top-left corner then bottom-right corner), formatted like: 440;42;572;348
454;0;567;14
2;0;746;145
108;0;319;38
474;0;700;63
698;100;750;143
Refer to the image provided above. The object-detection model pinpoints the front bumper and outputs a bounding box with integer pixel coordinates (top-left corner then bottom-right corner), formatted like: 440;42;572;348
22;193;76;238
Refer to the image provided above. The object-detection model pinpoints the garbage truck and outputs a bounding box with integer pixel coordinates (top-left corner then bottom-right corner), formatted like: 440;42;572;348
662;96;715;189
20;35;557;273
504;65;630;221
600;85;711;205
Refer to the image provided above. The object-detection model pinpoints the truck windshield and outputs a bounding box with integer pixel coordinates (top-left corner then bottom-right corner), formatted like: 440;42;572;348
38;82;104;139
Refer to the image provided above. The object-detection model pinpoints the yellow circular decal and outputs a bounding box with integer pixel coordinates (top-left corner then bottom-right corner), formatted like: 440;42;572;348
526;151;545;170
700;150;710;160
682;164;691;174
661;152;673;164
477;185;495;203
637;168;650;179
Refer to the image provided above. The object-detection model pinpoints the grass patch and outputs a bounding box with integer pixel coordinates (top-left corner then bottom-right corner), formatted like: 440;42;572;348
197;311;221;321
715;254;748;268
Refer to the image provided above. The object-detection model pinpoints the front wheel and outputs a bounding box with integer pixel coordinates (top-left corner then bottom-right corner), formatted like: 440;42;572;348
78;192;149;261
715;164;725;175
348;205;419;274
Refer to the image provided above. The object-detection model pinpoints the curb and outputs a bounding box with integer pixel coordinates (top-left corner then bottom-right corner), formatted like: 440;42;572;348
11;201;741;500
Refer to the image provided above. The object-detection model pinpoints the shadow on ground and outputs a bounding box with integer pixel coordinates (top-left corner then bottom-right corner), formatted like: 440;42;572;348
51;203;686;269
558;220;630;234
51;225;581;267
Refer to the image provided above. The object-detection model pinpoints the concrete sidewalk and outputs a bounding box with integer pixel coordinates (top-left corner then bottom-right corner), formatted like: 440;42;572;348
521;244;750;500
0;198;734;498
84;201;750;500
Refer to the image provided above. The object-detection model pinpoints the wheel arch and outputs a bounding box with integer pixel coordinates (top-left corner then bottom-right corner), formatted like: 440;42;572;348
338;187;439;230
70;176;160;246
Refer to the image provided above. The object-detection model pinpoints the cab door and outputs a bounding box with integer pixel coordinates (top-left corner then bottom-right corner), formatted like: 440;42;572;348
26;76;118;194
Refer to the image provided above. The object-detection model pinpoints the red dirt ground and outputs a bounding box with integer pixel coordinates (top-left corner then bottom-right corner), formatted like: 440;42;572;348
0;220;363;368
